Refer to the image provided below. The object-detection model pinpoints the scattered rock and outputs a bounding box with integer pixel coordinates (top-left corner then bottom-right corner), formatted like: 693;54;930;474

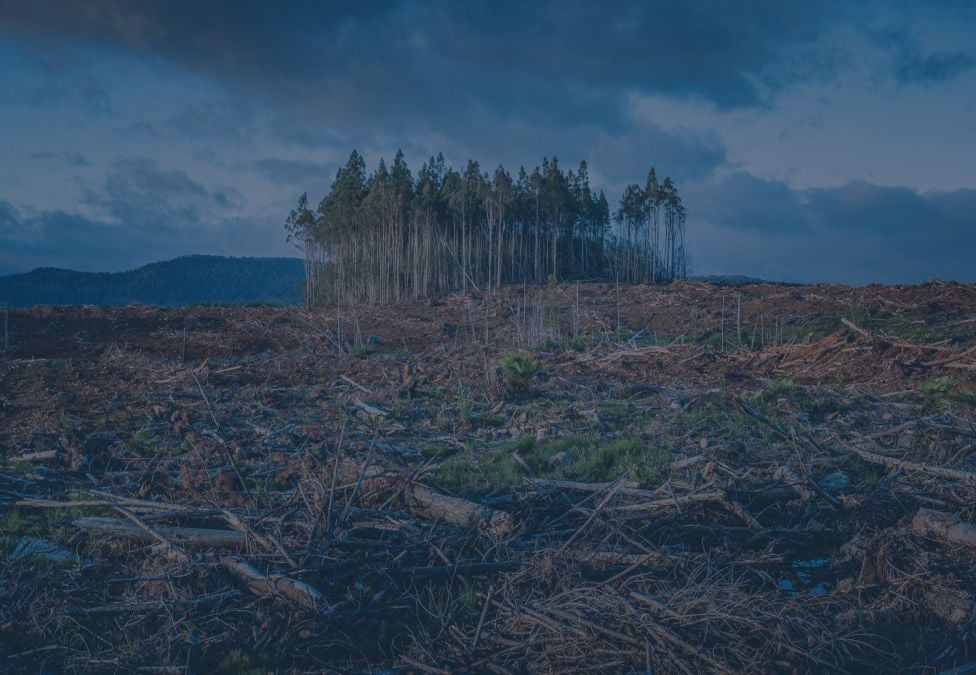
818;472;851;495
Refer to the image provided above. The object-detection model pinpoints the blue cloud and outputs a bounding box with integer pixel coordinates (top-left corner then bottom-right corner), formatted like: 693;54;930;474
691;174;976;283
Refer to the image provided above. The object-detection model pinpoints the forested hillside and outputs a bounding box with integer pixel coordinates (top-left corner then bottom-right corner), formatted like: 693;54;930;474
0;256;303;307
287;151;688;304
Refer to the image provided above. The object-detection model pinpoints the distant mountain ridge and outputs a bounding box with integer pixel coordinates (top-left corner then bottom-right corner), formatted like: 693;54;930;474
0;255;304;307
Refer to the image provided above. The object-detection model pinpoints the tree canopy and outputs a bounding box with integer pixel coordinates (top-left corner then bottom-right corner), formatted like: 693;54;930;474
287;150;688;304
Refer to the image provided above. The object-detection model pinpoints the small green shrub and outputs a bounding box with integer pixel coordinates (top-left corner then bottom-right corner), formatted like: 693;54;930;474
768;378;796;394
127;427;158;456
498;352;542;389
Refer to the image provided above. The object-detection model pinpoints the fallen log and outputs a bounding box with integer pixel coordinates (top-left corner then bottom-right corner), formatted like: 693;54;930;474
73;517;245;549
336;458;514;539
221;557;326;611
913;508;976;550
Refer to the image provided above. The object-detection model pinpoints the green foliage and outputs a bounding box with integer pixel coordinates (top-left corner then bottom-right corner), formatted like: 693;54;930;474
740;389;766;410
498;352;543;389
430;435;673;496
920;377;953;397
919;377;976;407
0;509;49;536
768;378;796;394
127;427;158;456
2;459;30;475
455;385;474;429
216;648;263;675
296;149;689;304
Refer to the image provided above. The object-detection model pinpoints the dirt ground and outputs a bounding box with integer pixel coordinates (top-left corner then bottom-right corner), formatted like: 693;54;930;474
1;280;975;673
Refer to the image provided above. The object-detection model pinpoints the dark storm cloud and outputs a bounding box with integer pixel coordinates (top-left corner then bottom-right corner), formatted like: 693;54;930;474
691;173;808;233
87;158;215;231
0;198;284;276
592;125;728;187
0;0;845;128
0;201;151;273
692;175;976;283
871;27;976;86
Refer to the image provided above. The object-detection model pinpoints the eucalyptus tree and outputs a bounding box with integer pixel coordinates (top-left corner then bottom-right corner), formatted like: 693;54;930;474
289;149;689;304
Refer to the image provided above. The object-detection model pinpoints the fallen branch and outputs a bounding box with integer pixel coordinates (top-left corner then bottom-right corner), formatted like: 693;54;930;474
611;490;726;513
7;450;58;462
221;556;326;611
73;517;245;549
845;443;976;485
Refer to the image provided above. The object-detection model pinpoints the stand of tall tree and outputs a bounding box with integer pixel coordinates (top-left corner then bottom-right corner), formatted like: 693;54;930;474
286;150;687;305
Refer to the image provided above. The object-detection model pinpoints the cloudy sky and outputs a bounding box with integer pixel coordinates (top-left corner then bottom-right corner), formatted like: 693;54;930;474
0;1;974;283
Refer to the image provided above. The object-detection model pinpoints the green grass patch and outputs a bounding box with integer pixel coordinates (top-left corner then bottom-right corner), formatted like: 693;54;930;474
429;435;673;496
918;377;976;408
768;378;796;394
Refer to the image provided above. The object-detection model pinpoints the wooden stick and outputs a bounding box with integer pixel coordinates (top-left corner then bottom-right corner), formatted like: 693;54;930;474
73;517;245;549
221;510;296;568
559;477;627;552
111;504;187;561
611;490;726;513
845;443;976;484
339;374;373;394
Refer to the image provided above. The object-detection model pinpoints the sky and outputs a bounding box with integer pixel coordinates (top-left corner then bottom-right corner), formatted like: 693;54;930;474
0;0;974;284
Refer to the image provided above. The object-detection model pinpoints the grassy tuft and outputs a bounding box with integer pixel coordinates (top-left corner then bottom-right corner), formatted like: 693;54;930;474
429;435;672;496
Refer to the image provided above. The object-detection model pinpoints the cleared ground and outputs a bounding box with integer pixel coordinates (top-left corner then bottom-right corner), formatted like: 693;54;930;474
2;280;976;673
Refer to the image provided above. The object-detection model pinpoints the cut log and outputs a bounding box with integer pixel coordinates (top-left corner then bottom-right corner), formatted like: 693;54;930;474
406;484;514;539
335;458;514;539
73;517;245;549
913;508;976;549
221;556;326;611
